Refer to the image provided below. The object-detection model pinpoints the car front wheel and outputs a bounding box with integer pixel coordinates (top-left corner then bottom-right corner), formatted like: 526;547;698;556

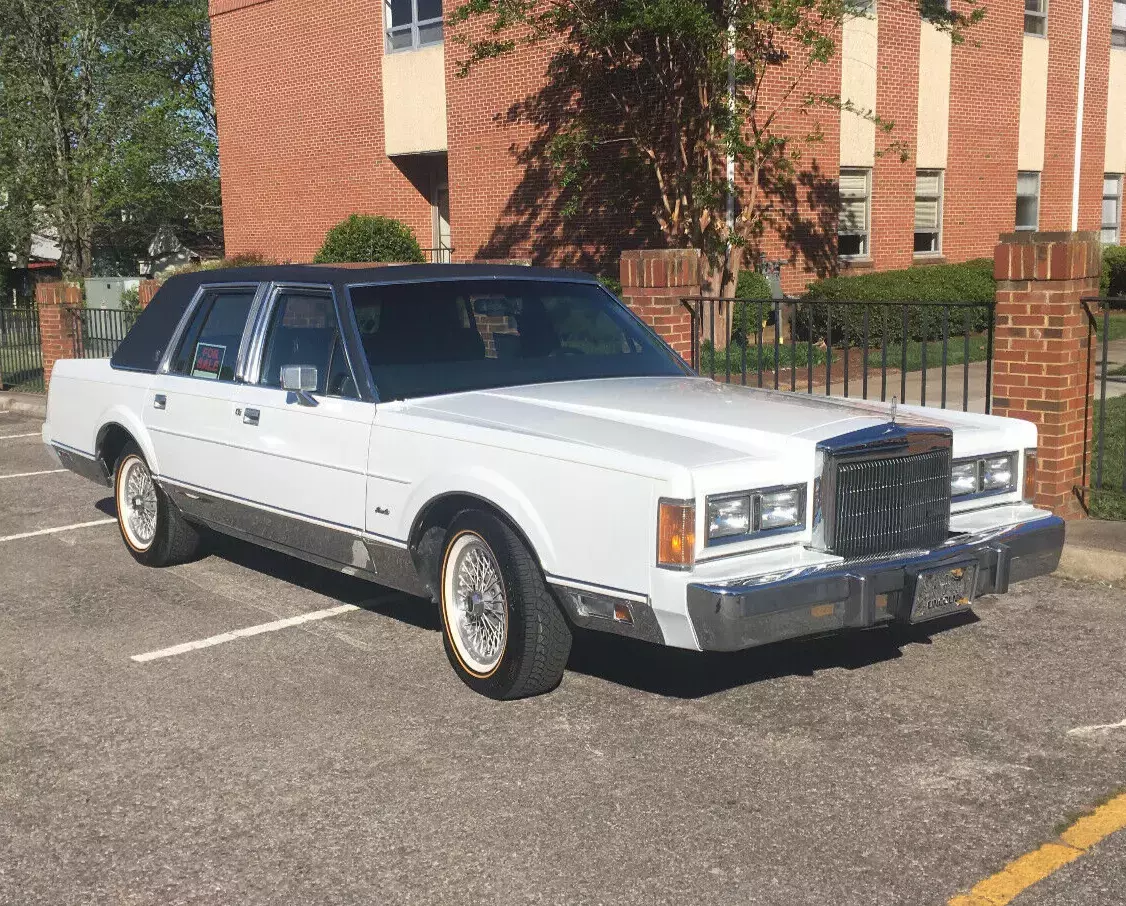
439;510;571;699
114;442;201;567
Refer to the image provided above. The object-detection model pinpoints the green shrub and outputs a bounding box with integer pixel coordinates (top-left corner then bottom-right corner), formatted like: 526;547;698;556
799;258;995;344
120;287;141;311
314;214;424;264
736;269;773;301
1101;245;1126;297
722;269;776;348
597;274;623;297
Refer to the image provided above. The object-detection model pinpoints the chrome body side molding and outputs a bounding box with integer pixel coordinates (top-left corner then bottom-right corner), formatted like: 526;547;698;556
158;477;429;599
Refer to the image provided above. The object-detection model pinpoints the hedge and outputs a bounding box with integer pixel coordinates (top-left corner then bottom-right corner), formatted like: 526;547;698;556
314;215;425;264
798;258;995;344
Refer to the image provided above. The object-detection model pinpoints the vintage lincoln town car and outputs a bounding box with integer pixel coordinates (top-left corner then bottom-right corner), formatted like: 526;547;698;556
43;264;1064;698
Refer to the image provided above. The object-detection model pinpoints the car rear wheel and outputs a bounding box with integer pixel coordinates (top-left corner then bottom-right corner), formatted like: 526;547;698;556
114;442;201;567
439;510;571;699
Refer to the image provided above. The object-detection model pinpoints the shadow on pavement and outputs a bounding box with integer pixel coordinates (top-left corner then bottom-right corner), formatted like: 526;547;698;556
565;610;980;699
98;487;983;699
203;531;443;633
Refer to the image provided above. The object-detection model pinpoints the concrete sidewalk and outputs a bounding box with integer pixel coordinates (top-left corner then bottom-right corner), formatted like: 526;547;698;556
1057;519;1126;585
0;391;47;417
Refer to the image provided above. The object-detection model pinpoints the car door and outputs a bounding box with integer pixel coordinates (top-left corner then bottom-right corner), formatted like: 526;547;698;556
144;283;262;507
230;283;375;568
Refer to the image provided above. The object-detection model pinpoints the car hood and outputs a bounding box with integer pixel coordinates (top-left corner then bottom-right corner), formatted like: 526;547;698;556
394;376;1025;476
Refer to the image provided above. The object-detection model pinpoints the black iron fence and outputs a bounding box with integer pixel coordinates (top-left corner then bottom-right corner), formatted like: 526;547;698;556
67;307;140;360
0;306;45;394
422;245;454;264
1079;297;1126;518
681;297;996;413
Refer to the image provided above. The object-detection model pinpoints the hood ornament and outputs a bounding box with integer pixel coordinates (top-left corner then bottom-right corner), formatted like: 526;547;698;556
889;396;898;424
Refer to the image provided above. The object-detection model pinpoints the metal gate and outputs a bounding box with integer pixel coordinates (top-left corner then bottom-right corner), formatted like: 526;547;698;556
1079;297;1126;518
0;307;45;394
67;307;140;360
681;297;996;413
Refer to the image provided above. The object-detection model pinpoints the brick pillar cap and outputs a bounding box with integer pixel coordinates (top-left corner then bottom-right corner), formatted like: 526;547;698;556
994;231;1101;282
998;230;1100;244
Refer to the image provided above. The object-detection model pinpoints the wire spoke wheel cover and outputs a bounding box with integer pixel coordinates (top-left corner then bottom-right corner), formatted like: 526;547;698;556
116;454;158;551
442;532;509;676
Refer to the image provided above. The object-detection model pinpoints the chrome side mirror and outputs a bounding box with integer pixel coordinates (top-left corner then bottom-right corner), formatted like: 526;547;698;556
280;365;318;406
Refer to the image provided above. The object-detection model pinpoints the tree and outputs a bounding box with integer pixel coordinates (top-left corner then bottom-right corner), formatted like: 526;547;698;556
449;0;982;295
0;0;219;279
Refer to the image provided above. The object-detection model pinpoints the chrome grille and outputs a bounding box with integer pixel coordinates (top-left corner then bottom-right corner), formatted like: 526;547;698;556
828;448;952;560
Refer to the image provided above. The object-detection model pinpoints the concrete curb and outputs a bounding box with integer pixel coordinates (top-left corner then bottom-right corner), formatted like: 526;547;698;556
0;392;47;418
1055;520;1126;585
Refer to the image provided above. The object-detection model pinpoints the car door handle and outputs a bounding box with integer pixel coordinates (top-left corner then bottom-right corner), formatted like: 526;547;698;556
153;394;167;410
243;408;260;426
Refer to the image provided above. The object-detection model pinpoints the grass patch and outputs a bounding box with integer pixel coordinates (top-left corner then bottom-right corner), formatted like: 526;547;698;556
699;334;989;379
1090;395;1126;520
0;344;45;394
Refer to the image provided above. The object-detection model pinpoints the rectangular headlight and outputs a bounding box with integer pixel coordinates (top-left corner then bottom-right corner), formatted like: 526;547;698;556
758;487;805;531
982;453;1016;492
704;484;806;544
951;452;1018;498
706;495;752;539
950;461;979;497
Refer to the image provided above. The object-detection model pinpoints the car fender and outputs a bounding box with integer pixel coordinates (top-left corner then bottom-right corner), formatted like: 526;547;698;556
402;466;559;574
94;404;160;474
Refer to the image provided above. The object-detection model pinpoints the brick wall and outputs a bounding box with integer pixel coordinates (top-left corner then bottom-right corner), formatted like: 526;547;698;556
943;1;1024;262
210;0;1122;292
442;22;665;276
1042;0;1111;231
210;0;433;262
870;4;921;272
992;231;1100;519
751;40;842;294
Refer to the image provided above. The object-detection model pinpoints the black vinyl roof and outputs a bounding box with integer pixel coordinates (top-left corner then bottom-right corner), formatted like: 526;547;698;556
110;263;601;373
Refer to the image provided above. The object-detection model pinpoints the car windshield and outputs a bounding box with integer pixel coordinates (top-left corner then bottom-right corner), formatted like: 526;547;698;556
347;279;690;400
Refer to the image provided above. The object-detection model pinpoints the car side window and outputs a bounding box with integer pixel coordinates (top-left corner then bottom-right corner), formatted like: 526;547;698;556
258;289;358;399
170;287;257;381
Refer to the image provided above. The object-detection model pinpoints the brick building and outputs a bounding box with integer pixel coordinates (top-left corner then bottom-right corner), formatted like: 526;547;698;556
209;0;1126;291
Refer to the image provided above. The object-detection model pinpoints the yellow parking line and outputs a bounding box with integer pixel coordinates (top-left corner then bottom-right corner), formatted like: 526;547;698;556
949;791;1126;906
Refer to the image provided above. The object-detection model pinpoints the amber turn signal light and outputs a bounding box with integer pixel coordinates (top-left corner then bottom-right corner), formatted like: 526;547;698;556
658;499;695;569
1023;448;1038;502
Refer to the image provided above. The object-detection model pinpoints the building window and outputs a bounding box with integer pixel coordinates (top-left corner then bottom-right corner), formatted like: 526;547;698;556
1016;171;1040;231
1103;175;1122;244
914;170;943;255
1025;0;1048;36
386;0;442;51
1114;0;1126;46
838;168;871;258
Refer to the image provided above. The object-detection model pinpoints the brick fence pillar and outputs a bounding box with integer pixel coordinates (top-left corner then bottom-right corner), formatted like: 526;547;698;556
620;249;699;363
138;279;159;308
36;282;83;390
992;231;1101;519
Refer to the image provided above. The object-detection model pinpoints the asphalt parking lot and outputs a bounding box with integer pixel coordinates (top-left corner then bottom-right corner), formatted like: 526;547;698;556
2;409;1125;905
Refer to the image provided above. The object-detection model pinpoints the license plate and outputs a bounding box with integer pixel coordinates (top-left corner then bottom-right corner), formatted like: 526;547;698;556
907;563;978;623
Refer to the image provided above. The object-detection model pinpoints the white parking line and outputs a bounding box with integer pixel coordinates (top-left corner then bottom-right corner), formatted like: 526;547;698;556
130;603;362;663
0;433;41;440
0;518;116;543
0;469;66;480
1067;718;1126;736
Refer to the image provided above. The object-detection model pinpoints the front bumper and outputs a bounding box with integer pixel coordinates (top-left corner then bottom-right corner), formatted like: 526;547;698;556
686;514;1065;652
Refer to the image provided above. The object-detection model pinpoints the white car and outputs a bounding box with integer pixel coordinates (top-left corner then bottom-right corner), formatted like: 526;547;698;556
44;264;1064;698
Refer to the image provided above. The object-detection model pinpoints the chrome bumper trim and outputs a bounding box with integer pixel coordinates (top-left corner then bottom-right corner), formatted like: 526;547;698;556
686;515;1065;652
